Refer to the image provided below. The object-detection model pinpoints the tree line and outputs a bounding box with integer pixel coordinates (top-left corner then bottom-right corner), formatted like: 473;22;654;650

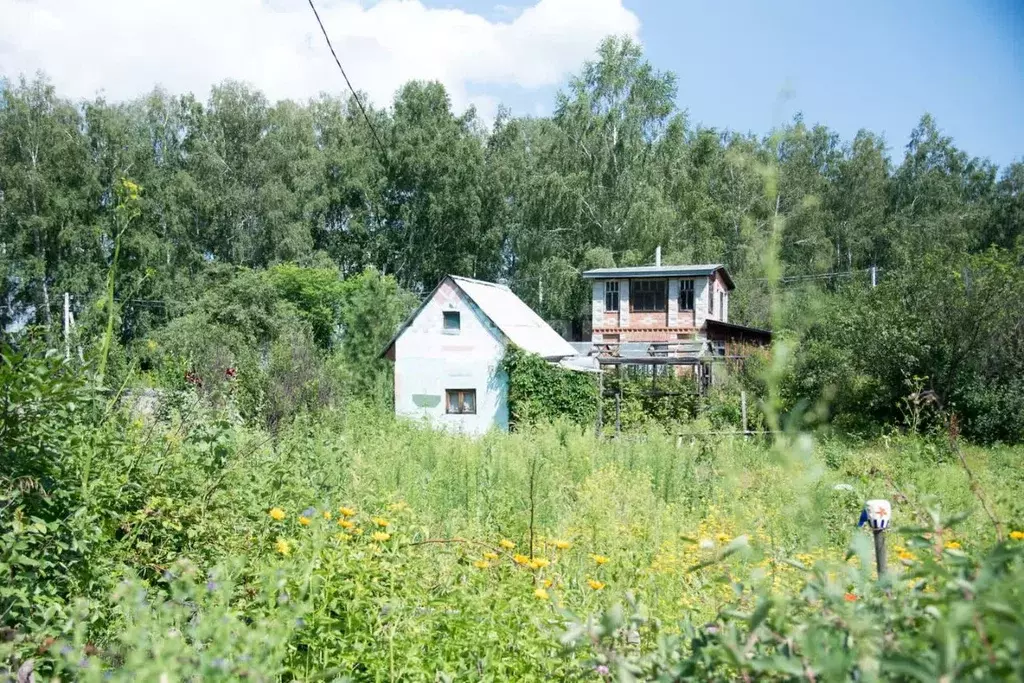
1;36;1022;440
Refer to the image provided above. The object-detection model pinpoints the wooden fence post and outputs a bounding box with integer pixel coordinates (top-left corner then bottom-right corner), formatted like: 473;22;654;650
615;391;621;436
596;369;604;436
741;390;748;437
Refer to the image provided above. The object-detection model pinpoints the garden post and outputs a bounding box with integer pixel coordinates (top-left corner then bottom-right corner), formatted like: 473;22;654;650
860;499;892;578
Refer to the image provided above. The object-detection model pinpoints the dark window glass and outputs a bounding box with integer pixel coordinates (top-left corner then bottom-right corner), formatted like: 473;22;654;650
679;279;694;310
631;280;666;312
446;389;476;414
443;311;461;331
604;281;619;312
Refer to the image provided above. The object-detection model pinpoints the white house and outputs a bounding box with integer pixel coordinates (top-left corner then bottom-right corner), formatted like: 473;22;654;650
382;275;577;435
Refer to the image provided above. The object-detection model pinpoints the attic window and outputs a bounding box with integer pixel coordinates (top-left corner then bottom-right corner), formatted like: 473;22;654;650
443;311;461;332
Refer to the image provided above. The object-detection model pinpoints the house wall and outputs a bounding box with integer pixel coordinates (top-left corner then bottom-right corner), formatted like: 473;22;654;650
393;280;508;435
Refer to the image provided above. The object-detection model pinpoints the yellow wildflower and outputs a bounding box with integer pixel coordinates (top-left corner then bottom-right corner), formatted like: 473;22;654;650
352;527;363;536
372;531;391;542
275;538;291;556
499;539;516;550
1010;530;1024;541
338;519;355;530
587;579;605;591
541;578;553;588
944;540;961;550
716;533;730;543
590;554;609;566
473;560;490;569
323;511;332;521
335;533;351;542
339;506;356;518
372;517;390;528
534;588;549;600
529;558;550;570
269;507;286;521
513;553;531;566
388;501;408;512
299;516;311;526
553;540;571;550
483;552;498;560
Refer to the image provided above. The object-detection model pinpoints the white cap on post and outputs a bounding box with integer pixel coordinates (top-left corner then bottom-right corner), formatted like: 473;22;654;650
861;499;892;530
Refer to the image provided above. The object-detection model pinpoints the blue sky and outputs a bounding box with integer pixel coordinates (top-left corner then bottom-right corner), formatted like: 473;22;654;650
451;0;1024;168
4;0;1020;168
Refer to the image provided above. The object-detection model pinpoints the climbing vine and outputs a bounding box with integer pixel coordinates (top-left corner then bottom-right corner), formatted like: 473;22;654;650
501;345;597;428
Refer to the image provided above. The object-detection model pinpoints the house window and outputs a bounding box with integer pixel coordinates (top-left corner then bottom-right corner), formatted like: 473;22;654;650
631;279;666;312
709;282;714;315
443;310;461;332
604;281;619;312
719;292;724;318
679;279;694;310
446;389;476;414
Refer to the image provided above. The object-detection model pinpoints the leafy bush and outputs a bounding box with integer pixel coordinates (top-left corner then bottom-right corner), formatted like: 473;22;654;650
503;345;597;428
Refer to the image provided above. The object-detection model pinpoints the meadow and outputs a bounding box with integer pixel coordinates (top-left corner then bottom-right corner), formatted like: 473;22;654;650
5;349;1024;681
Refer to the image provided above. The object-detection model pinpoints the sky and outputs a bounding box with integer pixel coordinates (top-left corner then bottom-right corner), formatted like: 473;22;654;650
1;0;1021;167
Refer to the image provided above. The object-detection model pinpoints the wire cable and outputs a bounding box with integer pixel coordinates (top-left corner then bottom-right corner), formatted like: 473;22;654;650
306;0;389;166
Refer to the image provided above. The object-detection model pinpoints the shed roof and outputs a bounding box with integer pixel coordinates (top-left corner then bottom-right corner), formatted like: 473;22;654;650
381;275;578;360
581;264;734;290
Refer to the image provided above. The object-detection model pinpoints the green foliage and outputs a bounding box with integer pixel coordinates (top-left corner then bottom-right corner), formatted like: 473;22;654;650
502;345;597;427
332;267;418;401
570;517;1024;682
3;334;1024;678
792;246;1024;442
266;263;345;350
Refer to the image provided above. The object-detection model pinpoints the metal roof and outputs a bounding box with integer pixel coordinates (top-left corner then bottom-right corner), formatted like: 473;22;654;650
450;276;578;359
581;264;734;290
381;275;578;360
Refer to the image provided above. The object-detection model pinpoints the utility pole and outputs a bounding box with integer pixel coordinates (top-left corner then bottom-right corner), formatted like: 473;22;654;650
63;293;71;361
870;265;877;288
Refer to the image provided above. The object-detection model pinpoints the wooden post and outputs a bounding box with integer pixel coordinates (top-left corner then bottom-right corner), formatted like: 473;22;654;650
741;390;748;437
862;499;892;580
596;368;604;436
63;292;71;361
873;529;887;578
610;389;618;438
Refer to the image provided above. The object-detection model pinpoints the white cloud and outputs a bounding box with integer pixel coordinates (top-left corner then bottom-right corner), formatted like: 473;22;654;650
0;0;640;116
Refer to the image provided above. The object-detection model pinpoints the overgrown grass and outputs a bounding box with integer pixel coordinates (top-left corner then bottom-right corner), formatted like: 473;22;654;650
5;377;1021;680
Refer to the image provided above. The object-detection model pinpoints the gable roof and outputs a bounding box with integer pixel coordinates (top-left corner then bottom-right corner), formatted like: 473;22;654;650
581;264;735;290
381;275;578;360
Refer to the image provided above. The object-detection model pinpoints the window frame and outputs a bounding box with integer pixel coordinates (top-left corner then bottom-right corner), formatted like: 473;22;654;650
442;310;461;332
445;388;477;415
678;279;695;311
708;280;715;315
604;280;620;312
719;292;724;318
630;279;667;313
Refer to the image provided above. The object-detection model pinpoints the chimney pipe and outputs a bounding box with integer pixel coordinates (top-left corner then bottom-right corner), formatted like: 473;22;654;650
655;246;661;267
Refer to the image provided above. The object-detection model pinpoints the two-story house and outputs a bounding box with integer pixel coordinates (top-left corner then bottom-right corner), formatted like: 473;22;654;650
583;263;734;343
581;263;770;357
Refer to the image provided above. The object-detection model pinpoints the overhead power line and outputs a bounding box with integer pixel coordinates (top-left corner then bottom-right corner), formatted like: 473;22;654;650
306;0;389;166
